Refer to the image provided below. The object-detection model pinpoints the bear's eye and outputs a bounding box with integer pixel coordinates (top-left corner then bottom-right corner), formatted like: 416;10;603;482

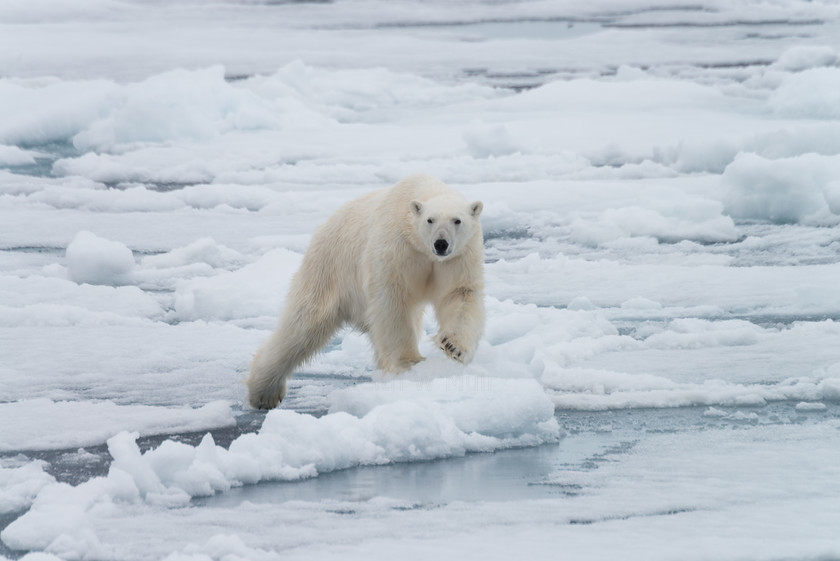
427;218;434;224
454;218;461;225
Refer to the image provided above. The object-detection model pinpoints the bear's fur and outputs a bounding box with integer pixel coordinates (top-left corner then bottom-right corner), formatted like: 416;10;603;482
247;173;485;409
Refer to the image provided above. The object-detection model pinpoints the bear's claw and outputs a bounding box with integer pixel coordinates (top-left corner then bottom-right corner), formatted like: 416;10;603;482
440;336;464;361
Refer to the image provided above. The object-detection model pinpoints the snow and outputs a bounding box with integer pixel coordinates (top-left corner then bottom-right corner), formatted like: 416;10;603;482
0;400;235;452
2;0;840;559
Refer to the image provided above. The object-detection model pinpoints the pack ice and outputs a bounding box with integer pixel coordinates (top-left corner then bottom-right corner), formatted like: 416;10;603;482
2;1;840;560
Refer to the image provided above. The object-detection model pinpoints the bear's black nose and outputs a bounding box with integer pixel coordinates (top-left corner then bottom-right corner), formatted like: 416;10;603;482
434;239;449;255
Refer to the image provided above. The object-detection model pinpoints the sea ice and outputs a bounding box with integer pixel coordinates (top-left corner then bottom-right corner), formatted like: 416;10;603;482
2;1;840;560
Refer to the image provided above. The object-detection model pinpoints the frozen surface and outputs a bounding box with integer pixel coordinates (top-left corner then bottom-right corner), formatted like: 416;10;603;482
2;0;840;559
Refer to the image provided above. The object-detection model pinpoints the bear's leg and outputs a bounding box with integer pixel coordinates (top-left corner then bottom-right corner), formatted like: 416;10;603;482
368;295;425;373
434;287;485;365
413;305;425;344
247;301;340;409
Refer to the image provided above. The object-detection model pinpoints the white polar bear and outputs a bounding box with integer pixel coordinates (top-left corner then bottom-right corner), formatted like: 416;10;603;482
247;173;485;409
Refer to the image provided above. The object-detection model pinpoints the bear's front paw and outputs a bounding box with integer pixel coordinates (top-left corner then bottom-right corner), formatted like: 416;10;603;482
437;334;469;363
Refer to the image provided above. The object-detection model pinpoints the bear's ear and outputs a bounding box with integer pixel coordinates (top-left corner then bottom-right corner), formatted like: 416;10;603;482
470;201;483;217
410;200;424;216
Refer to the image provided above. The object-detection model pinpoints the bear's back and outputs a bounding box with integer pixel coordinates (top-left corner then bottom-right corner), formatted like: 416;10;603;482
388;173;462;205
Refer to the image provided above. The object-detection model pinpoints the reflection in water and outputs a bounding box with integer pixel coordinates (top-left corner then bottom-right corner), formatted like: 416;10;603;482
195;430;627;507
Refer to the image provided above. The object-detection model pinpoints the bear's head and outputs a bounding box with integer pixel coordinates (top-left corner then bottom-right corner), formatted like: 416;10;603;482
410;196;483;260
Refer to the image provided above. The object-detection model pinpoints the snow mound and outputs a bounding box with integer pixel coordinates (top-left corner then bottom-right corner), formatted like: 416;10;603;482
570;201;739;246
65;231;135;286
0;77;117;146
773;45;839;72
643;318;762;349
0;461;55;515
722;152;840;224
330;367;558;444
139;237;244;270
768;67;840;120
172;248;302;322
250;60;500;123
0;144;37;166
72;66;282;152
462;123;521;158
1;371;559;551
5;61;500;159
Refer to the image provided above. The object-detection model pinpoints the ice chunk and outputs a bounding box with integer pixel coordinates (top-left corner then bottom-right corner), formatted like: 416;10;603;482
72;66;279;152
65;231;135;286
2;368;560;551
462;122;521;158
567;296;598;311
0;461;55;515
726;411;759;423
773;45;839;72
542;365;676;397
703;407;728;417
329;369;559;444
0;77;117;146
251;60;500;123
140;237;244;270
644;318;763;349
0;275;163;326
172;248;302;322
824;181;840;214
571;203;739;246
722;152;840;223
620;296;663;311
0;144;37;166
795;402;827;412
768;67;840;120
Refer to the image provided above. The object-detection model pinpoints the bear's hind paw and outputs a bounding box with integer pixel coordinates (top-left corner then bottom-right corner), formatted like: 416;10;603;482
247;380;287;410
248;392;282;410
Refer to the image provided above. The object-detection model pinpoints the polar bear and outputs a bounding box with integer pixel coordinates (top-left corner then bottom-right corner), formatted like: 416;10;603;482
247;173;485;409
